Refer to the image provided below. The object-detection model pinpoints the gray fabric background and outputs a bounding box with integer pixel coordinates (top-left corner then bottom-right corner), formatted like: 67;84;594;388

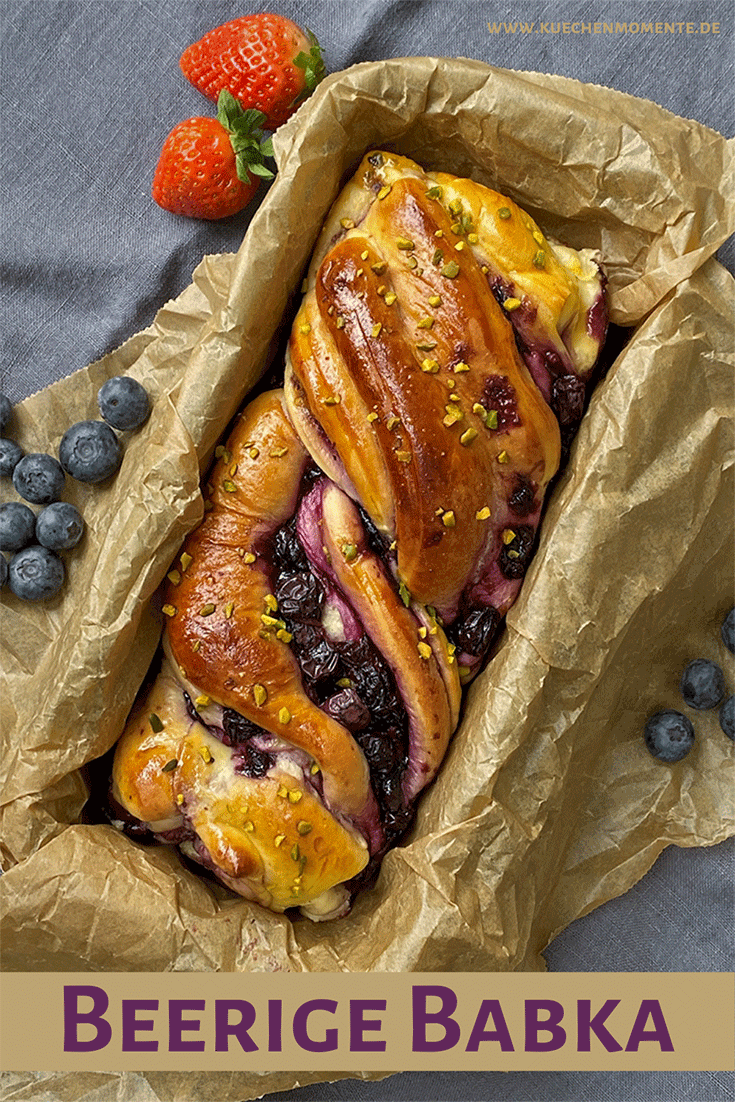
1;2;733;1100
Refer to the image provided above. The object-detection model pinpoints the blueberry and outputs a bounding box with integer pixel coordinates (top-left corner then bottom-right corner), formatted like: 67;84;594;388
8;545;65;601
722;608;735;655
680;658;726;710
97;376;150;431
0;501;37;552
0;555;7;589
0;438;23;477
35;501;84;550
644;710;695;763
12;452;65;504
58;420;122;483
0;394;11;433
719;696;734;741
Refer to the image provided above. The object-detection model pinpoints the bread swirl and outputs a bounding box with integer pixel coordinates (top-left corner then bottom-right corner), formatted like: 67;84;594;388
110;151;607;919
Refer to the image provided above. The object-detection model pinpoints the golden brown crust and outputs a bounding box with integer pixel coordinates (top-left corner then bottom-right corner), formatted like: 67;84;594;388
287;161;562;618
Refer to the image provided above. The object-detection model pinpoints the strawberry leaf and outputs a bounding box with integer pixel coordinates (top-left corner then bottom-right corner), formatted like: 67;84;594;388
216;90;275;182
293;31;326;102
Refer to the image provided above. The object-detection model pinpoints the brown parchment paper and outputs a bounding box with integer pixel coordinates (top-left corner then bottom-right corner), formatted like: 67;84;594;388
1;57;734;1099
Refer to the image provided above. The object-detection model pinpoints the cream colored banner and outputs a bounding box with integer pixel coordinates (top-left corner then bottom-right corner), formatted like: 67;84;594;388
1;973;732;1073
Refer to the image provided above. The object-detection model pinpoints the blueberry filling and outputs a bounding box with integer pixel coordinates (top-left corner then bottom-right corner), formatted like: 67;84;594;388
481;374;520;429
447;605;502;664
499;524;536;579
508;475;537;517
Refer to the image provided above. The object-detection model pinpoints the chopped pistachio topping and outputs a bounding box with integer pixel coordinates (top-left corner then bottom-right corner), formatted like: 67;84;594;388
253;684;267;706
507;549;520;559
417;641;432;660
395;450;412;463
167;569;181;586
432;248;444;266
299;322;312;335
417;316;434;329
406;256;418;269
418;626;427;639
161;758;178;773
416;340;437;353
249;446;260;458
458;664;472;677
441;260;460;278
269;446;288;458
340;217;355;229
223;479;237;493
149;713;164;733
176;793;184;805
421;358;440;373
472;402;486;416
261;613;281;628
448;393;461;402
297;821;313;836
396;237;414;250
180;552;193;571
341;542;358;562
361;249;369;260
443;405;463;426
276;628;293;643
225;601;235;619
367;411;379;423
243;551;256;564
310;762;321;775
323;395;341;405
228;463;238;476
428;294;442;307
192;640;201;653
264;594;278;612
532;229;544;246
497;450;510;463
451;221;462;235
454;240;466;252
384;291;397;305
448;197;463;215
290;844;300;862
446;378;456;390
288;789;302;803
503;297;522;312
376;284;387;297
434;229;444;238
502;529;517;545
244;820;255;833
386;415;401;430
199;747;214;764
426;185;443;199
533;250;546;269
371;261;387;274
277;784;288;798
468;233;479;244
162;603;177;618
336;316;345;329
336;677;352;689
453;361;470;373
371;322;383;337
498;207;512;220
398;580;411;607
476;506;491;520
460;428;478;446
274;834;285;847
485;409;499;429
199;603;216;616
279;707;292;725
195;694;210;707
214;445;226;459
377;184;392;200
442;510;456;528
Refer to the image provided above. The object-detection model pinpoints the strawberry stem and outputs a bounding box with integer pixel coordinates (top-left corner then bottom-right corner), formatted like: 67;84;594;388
216;89;275;181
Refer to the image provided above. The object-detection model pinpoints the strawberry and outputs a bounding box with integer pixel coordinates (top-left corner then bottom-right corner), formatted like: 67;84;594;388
180;13;326;131
152;90;274;220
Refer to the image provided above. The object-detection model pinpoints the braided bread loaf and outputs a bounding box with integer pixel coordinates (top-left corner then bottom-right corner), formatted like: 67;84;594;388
110;152;607;920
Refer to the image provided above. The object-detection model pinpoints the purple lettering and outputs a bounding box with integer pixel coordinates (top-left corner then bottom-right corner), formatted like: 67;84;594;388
350;999;386;1052
268;999;282;1052
169;1000;205;1052
122;1000;158;1052
63;986;112;1053
293;999;338;1052
412;985;461;1052
577;1000;622;1052
214;1000;257;1052
625;1000;674;1051
525;1000;566;1051
465;999;515;1052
